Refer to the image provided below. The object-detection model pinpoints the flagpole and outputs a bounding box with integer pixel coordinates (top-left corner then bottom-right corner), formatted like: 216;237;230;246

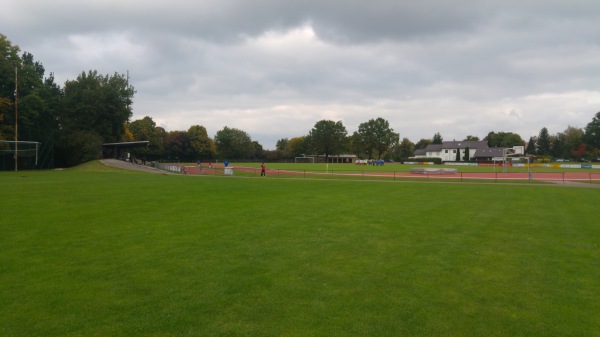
15;66;18;172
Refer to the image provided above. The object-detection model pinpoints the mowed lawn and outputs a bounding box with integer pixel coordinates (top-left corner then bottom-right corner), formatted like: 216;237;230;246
1;162;599;337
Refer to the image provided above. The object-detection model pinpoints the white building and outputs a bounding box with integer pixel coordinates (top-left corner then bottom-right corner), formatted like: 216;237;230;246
414;141;524;162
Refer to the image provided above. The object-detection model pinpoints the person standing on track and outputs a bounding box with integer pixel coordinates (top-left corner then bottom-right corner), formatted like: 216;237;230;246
261;162;266;176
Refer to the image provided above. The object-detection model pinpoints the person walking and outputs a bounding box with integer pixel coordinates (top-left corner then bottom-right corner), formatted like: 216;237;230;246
261;162;266;176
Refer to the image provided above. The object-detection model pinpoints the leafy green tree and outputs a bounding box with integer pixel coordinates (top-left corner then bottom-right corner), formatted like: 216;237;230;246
57;70;135;166
276;138;289;152
188;125;215;160
307;120;347;162
129;116;164;159
56;130;103;165
0;97;10;139
536;127;551;156
432;132;443;144
214;126;254;159
15;52;57;142
561;126;584;159
464;147;470;161
485;131;524;148
164;130;192;161
355;117;399;159
276;138;289;158
394;137;415;159
60;70;134;142
463;135;479;141
287;136;308;158
572;143;587;159
0;36;23;140
0;36;62;170
0;34;21;101
584;112;600;149
415;138;432;150
252;141;264;159
350;131;365;158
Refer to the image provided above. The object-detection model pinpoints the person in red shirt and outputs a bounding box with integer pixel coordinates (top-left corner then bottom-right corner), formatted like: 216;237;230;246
261;162;266;176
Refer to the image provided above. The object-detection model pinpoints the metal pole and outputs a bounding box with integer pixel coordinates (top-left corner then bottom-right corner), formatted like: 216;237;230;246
14;67;18;172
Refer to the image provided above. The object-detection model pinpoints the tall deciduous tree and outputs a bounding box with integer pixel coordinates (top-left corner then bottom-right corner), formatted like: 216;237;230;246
276;138;288;151
16;52;59;142
129;116;164;159
0;34;21;102
394;137;415;160
485;131;524;148
561;126;584;160
1;36;61;169
287;136;308;158
214;126;254;159
164;130;192;161
57;70;135;166
584;112;600;149
307;120;347;162
355;117;399;159
572;143;587;159
432;132;443;144
350;131;365;158
188;125;215;160
0;35;21;140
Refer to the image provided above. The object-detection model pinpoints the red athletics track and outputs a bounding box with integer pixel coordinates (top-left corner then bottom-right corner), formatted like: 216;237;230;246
175;164;600;183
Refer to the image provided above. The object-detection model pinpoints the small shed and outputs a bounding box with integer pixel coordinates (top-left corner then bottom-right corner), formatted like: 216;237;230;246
102;141;150;159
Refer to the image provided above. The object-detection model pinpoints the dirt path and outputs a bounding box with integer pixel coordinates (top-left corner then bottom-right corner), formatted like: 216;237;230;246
100;159;174;174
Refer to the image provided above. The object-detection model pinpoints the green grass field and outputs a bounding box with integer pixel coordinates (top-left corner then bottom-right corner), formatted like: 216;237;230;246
1;161;599;336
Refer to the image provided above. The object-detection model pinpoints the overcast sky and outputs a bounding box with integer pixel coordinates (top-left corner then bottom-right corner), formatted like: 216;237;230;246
3;0;600;149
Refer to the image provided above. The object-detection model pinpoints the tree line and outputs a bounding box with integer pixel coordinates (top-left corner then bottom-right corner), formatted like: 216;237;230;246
1;33;599;168
1;34;134;168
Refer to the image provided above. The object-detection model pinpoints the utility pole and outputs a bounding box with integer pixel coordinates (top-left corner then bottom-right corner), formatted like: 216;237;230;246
126;70;131;110
14;66;18;172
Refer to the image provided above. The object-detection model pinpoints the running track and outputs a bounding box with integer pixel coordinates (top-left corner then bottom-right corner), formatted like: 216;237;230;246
178;164;600;184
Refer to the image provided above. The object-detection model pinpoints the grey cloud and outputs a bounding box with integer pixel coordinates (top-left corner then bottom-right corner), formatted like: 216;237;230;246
2;0;600;149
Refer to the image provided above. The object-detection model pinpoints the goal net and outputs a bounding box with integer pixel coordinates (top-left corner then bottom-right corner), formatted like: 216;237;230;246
0;140;40;169
295;156;315;164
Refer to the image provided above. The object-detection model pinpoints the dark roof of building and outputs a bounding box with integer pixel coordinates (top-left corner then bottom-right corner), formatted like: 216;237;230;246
440;140;489;150
102;141;150;148
425;144;443;151
473;147;505;158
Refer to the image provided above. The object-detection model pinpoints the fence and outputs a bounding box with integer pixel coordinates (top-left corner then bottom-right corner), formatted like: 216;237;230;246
170;164;600;184
154;162;184;173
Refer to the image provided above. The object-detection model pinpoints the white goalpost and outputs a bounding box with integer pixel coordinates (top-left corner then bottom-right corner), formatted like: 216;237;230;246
0;140;40;166
295;156;315;164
